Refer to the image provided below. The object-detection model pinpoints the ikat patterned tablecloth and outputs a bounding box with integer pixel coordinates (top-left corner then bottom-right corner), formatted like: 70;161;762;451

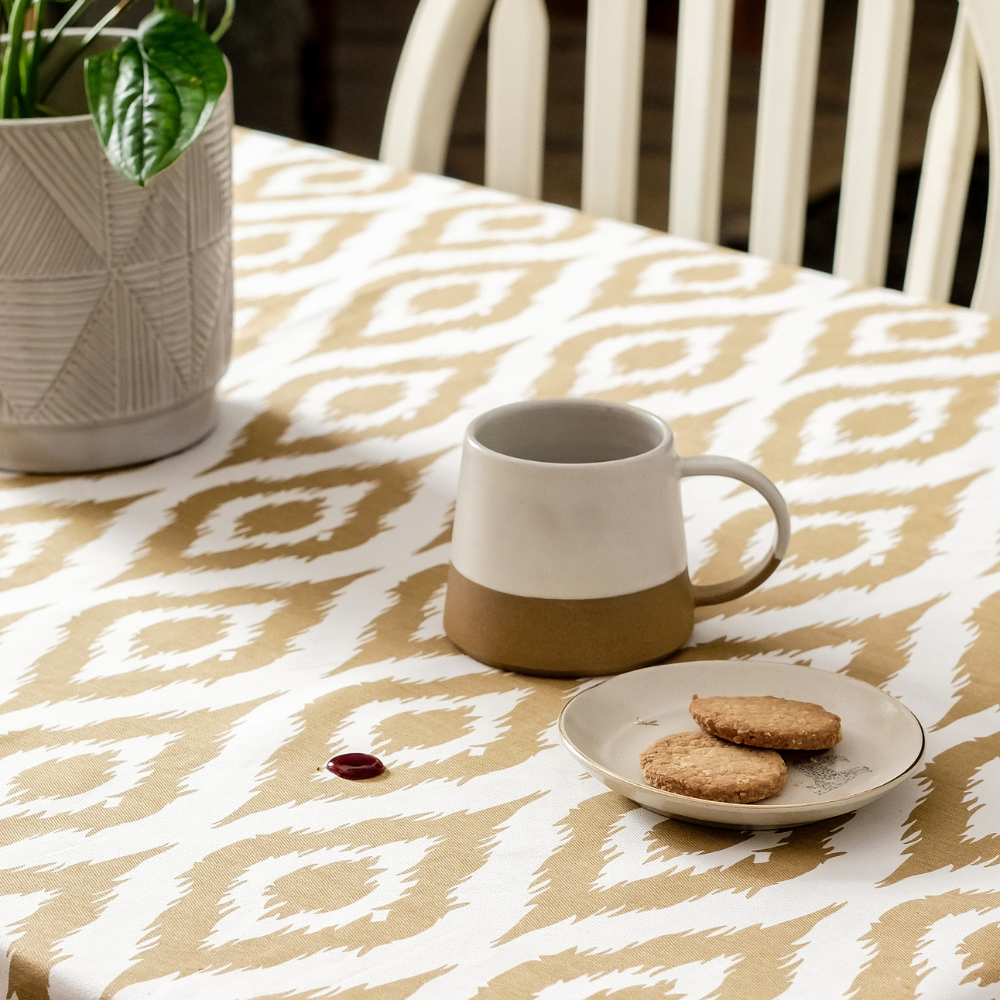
2;129;1000;1000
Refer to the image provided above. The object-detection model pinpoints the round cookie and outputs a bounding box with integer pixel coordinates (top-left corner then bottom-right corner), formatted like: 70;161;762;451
690;694;842;750
639;731;787;803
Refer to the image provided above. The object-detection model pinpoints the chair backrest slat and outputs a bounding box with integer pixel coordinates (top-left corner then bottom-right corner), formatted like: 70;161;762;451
963;0;1000;316
379;0;493;174
748;0;824;266
833;0;913;288
580;0;647;222
668;0;734;243
485;0;549;200
904;10;980;305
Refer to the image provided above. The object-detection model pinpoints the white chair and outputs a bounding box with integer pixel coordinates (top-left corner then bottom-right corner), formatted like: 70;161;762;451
380;0;1000;317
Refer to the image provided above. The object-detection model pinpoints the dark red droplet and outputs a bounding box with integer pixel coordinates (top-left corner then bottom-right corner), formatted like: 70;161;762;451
326;753;385;780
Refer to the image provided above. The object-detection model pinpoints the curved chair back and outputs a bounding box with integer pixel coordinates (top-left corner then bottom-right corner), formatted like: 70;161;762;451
380;0;1000;315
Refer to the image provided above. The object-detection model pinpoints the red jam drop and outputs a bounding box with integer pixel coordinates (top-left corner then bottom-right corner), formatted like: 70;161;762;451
326;753;385;780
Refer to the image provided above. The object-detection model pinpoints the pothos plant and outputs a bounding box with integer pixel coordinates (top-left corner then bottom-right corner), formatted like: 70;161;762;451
0;0;233;185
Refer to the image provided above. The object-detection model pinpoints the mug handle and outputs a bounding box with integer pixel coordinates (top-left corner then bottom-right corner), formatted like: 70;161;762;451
679;455;791;606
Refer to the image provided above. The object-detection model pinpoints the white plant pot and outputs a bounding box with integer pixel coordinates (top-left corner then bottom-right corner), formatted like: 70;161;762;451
0;30;233;473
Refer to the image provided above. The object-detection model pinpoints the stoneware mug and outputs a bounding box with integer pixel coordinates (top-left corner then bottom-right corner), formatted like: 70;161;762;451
443;398;791;677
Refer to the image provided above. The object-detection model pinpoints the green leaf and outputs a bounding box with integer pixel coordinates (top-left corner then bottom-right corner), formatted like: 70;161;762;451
84;8;226;186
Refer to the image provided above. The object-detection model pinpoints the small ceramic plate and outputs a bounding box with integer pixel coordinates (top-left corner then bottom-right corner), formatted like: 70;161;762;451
558;660;925;829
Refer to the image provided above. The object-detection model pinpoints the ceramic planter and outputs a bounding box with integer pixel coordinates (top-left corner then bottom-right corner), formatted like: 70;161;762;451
0;30;233;473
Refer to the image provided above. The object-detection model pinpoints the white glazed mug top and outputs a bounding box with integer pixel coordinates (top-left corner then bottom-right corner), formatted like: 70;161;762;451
451;399;689;600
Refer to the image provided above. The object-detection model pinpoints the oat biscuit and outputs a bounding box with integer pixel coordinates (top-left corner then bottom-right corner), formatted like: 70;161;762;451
690;695;842;750
639;731;787;803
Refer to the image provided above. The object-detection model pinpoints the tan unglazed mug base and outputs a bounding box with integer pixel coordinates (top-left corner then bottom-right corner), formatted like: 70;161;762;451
443;564;695;678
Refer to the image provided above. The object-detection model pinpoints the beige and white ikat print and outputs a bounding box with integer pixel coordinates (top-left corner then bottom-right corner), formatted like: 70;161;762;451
1;129;999;999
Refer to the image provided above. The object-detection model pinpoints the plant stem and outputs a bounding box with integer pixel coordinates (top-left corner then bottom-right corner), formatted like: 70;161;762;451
39;0;132;102
192;0;206;29
210;0;233;42
39;0;90;63
23;0;47;111
0;0;31;117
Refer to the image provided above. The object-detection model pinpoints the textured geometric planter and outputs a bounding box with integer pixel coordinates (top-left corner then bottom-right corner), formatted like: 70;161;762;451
0;30;233;473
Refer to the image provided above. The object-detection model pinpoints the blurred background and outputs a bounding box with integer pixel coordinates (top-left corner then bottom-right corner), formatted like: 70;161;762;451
91;0;987;305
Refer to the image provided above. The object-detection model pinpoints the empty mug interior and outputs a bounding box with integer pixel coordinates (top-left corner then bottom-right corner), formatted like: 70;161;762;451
473;401;666;464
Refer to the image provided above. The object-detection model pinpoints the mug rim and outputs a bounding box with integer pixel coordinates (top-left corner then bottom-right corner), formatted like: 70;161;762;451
466;398;673;467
